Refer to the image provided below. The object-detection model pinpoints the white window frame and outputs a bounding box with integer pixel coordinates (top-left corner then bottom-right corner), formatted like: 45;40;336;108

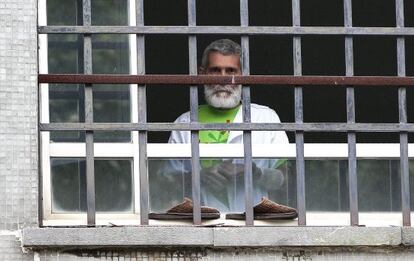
39;0;141;226
39;0;413;227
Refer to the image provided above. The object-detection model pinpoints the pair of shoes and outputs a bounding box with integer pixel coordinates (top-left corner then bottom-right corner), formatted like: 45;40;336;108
226;197;298;220
149;197;297;220
148;198;220;220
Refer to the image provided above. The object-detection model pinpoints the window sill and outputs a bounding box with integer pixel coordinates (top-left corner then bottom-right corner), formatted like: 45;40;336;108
41;212;413;227
22;226;413;249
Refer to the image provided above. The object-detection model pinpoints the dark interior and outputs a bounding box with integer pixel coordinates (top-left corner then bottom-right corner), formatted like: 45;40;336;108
49;0;414;143
143;0;414;143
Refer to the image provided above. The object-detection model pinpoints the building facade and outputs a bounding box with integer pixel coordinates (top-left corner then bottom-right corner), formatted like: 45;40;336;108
2;0;414;260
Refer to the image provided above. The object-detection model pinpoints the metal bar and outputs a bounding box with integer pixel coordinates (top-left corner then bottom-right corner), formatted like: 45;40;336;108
399;119;410;226
347;108;358;226
136;0;149;225
293;0;306;226
38;74;414;86
344;0;359;226
396;0;411;226
83;0;95;227
294;87;306;226
240;0;254;226
38;25;414;36
188;0;201;225
40;122;414;132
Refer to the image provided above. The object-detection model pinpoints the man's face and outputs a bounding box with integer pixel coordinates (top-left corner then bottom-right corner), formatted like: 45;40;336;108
203;52;242;109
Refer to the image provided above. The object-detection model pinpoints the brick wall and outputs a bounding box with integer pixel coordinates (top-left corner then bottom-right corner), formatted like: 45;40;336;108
0;0;38;260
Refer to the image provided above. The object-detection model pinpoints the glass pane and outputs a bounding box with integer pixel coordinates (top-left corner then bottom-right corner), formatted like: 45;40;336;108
47;0;128;26
51;158;133;213
47;0;81;26
48;34;83;74
92;0;128;26
305;160;348;211
49;84;132;143
49;85;84;142
48;34;131;142
149;158;407;214
92;34;130;74
148;159;190;213
92;34;131;142
93;85;131;142
95;159;133;212
48;34;84;141
358;160;401;212
148;158;294;213
51;158;85;213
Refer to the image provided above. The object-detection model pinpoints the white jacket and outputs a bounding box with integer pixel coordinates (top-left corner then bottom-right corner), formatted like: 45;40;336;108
166;103;289;212
169;103;289;145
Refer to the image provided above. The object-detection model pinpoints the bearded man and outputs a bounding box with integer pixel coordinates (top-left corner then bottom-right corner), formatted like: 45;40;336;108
167;39;291;215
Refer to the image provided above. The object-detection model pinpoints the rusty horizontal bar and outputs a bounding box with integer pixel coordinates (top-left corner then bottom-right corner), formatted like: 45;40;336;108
39;122;414;132
38;25;414;36
39;74;414;86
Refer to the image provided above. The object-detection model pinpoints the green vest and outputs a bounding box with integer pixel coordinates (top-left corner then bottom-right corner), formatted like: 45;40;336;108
198;104;240;143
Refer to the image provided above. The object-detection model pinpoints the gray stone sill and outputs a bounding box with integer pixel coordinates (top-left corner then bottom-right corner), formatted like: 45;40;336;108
22;226;414;249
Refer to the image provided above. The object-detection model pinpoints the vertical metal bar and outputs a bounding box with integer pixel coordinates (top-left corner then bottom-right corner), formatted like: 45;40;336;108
292;0;306;226
396;0;410;226
188;0;201;225
344;0;359;226
399;91;410;226
82;0;95;226
136;0;149;225
240;0;254;226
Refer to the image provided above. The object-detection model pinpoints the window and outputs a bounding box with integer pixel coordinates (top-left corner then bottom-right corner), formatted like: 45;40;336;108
39;0;414;227
39;0;140;225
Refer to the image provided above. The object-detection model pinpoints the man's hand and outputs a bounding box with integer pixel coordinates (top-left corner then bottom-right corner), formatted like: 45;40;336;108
201;160;240;191
258;168;285;190
200;160;262;192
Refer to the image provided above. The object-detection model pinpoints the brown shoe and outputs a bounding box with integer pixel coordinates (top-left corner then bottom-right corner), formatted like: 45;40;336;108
226;197;298;220
149;198;220;220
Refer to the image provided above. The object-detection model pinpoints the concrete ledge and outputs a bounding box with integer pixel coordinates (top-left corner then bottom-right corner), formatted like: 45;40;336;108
22;227;214;247
22;226;406;249
214;227;402;247
402;227;414;245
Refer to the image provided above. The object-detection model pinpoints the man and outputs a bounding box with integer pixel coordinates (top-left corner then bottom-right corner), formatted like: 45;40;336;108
168;39;289;212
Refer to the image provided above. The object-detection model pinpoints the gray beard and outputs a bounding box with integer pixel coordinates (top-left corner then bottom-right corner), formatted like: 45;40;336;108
204;84;242;109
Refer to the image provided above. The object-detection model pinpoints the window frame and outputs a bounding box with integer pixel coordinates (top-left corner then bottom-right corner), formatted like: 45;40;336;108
38;0;414;227
39;0;142;225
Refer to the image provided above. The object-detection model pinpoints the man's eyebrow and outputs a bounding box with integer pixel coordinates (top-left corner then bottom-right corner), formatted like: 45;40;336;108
208;66;239;69
207;66;221;71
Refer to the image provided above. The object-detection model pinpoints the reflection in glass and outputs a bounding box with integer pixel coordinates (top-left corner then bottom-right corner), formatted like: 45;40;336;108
149;158;291;213
358;160;401;212
47;33;131;142
51;158;133;213
47;0;81;26
47;0;128;26
92;0;128;26
148;159;190;213
149;158;409;214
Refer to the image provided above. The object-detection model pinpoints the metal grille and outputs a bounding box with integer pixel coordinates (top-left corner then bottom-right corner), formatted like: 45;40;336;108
38;0;412;226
